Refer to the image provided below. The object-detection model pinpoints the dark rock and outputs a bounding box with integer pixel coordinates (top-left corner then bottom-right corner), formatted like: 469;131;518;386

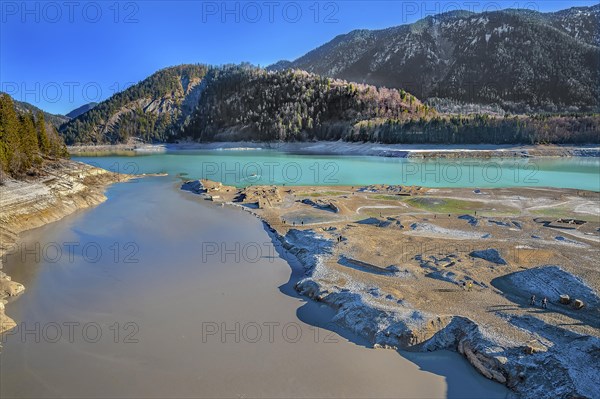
458;214;478;226
470;249;507;265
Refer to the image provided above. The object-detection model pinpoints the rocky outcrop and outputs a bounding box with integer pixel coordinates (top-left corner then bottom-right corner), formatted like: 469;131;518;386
469;249;507;265
300;198;339;213
494;265;600;310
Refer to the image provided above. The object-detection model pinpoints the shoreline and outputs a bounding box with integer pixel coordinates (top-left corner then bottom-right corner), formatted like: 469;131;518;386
68;141;600;158
0;160;136;334
2;162;598;396
183;179;600;399
0;175;508;398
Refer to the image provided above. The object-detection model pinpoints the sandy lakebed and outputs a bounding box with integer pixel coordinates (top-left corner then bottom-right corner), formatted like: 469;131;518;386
180;178;600;399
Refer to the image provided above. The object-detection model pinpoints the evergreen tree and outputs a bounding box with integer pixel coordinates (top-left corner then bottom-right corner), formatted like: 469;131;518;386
36;111;51;155
0;93;69;178
0;94;21;174
19;112;39;168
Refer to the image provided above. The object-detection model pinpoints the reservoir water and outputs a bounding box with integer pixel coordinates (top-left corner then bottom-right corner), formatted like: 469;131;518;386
73;150;600;190
1;176;509;398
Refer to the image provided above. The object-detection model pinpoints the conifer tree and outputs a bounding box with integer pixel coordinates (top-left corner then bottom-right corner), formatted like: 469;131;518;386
19;112;39;168
36;111;51;155
0;94;70;178
0;94;21;173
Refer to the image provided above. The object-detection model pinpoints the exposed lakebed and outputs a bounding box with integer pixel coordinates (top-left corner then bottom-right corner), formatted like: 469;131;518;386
0;177;508;398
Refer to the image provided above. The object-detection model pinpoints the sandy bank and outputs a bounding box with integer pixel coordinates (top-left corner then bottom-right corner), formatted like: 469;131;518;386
68;142;165;155
183;179;600;398
0;160;134;334
69;141;600;158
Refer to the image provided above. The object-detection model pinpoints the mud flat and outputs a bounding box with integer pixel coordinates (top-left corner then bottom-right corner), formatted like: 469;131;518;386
0;160;133;334
187;179;600;398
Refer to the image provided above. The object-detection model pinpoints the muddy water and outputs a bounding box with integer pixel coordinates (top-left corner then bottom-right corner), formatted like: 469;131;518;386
1;177;508;398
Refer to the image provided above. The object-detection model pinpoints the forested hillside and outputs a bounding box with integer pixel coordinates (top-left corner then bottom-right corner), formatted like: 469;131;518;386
182;66;431;141
59;64;209;144
59;64;599;145
66;102;98;119
270;5;600;113
10;96;70;129
352;113;600;144
0;94;68;179
53;5;600;145
179;66;598;144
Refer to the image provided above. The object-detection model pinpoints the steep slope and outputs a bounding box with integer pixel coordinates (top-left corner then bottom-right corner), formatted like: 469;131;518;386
547;4;600;46
66;102;98;119
58;64;598;145
59;64;209;144
270;6;600;112
7;96;70;129
181;66;431;142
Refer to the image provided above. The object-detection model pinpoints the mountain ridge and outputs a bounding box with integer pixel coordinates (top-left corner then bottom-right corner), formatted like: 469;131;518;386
59;64;209;144
55;5;600;145
268;5;600;112
182;65;430;142
66;102;98;119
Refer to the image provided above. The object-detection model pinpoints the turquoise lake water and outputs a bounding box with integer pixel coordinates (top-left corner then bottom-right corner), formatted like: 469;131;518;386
74;150;600;190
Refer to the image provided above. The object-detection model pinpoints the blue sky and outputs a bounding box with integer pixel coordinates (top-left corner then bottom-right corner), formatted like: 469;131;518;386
1;0;596;115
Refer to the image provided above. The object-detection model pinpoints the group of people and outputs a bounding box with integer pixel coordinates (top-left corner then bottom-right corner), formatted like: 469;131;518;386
530;295;548;309
462;281;474;291
283;220;304;227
